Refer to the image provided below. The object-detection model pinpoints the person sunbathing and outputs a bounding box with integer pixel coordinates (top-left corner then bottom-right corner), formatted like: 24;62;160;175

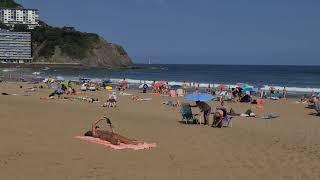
103;93;117;107
84;117;140;145
131;95;140;101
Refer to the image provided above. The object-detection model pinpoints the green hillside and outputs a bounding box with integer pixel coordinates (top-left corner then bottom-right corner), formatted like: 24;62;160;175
0;0;22;8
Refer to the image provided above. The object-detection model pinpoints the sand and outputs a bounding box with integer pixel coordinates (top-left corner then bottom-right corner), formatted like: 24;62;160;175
1;82;320;180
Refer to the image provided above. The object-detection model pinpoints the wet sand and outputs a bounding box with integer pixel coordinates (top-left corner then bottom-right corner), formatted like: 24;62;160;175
1;82;320;180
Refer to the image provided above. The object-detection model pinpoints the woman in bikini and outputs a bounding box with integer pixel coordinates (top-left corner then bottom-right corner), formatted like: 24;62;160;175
84;117;141;145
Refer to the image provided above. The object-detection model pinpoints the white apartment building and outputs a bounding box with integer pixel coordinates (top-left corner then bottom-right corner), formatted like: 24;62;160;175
0;9;39;29
0;31;32;63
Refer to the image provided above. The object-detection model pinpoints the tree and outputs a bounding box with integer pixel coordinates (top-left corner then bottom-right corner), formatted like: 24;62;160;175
13;24;29;32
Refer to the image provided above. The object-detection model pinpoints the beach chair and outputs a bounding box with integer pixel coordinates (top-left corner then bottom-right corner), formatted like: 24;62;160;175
180;103;202;124
222;116;232;127
213;115;232;128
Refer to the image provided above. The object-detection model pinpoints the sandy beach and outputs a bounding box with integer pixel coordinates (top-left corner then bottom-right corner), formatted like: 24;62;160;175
1;82;320;180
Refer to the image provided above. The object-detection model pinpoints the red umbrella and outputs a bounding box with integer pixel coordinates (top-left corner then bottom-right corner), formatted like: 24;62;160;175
153;81;166;87
216;84;226;89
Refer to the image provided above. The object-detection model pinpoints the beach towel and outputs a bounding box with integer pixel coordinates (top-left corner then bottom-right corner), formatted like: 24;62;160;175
256;105;264;109
256;99;266;103
75;136;156;150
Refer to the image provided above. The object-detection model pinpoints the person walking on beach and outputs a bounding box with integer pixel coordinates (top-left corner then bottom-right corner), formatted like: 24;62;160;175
190;101;211;125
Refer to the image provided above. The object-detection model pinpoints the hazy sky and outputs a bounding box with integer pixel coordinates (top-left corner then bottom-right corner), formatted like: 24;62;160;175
21;0;320;65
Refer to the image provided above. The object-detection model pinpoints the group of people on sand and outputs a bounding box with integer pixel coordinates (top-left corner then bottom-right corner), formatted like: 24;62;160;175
190;100;233;128
151;81;170;94
47;82;77;99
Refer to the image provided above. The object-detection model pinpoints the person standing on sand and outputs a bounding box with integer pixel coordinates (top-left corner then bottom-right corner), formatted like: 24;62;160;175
270;84;275;97
84;117;140;145
182;81;187;94
282;87;287;99
190;101;211;125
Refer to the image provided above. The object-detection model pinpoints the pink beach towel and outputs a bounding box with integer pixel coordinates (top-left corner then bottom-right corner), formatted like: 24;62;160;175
256;105;264;109
256;99;266;103
75;136;157;150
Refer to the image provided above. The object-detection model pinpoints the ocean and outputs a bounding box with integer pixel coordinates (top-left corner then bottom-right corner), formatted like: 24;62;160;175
1;64;320;92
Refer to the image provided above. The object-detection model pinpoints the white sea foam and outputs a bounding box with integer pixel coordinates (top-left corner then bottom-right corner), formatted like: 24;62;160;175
109;78;320;93
42;75;319;93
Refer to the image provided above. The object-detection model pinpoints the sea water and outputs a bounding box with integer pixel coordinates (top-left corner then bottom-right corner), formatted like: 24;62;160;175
1;64;320;93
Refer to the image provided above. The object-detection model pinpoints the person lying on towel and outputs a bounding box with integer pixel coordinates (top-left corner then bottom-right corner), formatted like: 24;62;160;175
84;117;141;145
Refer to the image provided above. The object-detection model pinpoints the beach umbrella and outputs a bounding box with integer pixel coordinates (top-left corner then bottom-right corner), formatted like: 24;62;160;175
243;87;254;92
216;84;226;89
185;93;215;102
170;85;182;90
240;84;253;89
56;76;64;81
236;83;244;87
60;80;70;87
153;81;166;87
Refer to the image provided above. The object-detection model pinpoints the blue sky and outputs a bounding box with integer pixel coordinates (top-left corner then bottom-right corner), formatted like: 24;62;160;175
21;0;320;65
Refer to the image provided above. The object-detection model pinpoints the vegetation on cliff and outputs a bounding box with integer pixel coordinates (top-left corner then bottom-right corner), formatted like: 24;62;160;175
0;0;22;8
32;25;100;59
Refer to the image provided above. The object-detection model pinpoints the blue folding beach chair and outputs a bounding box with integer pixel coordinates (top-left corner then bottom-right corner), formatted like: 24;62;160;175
222;115;233;127
179;103;202;124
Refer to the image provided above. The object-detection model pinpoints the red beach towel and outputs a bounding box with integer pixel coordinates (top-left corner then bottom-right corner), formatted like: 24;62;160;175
75;136;157;150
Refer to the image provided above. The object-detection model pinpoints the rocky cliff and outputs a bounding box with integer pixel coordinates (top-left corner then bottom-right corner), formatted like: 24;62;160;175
32;34;133;68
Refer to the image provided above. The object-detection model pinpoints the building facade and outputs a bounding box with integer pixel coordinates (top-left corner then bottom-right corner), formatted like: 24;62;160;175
0;9;39;29
0;31;32;63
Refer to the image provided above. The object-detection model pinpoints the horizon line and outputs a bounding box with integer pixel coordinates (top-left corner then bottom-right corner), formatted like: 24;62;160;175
134;63;320;66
